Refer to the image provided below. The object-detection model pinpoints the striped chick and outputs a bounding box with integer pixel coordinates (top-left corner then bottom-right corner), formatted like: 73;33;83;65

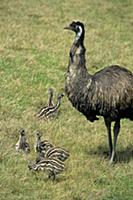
45;147;70;162
34;130;53;154
16;128;30;153
35;146;70;164
28;157;65;181
36;88;54;118
40;93;64;118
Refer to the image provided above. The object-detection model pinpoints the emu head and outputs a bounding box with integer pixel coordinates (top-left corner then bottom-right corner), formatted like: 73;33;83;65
19;128;25;136
58;93;65;100
64;21;85;41
48;88;53;95
35;130;41;139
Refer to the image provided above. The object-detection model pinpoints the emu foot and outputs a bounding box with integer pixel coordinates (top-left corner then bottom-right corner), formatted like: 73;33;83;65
109;152;117;165
48;172;56;181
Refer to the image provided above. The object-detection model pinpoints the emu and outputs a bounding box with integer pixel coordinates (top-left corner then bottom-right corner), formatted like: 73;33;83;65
36;147;70;163
64;21;133;164
28;157;65;181
37;93;64;119
43;93;64;118
34;130;53;153
16;128;30;153
45;147;70;162
36;88;54;118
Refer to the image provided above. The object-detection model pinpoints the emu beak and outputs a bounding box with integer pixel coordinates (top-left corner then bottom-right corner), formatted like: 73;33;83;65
64;24;72;30
64;26;70;30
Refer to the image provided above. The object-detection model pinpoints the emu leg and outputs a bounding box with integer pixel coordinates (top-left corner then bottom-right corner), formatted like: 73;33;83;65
48;171;55;181
104;118;112;158
109;120;120;164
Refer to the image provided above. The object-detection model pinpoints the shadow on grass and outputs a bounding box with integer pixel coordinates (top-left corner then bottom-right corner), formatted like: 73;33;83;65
85;144;133;163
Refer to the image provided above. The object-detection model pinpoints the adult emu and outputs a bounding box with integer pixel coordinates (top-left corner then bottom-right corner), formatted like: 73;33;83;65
64;21;133;164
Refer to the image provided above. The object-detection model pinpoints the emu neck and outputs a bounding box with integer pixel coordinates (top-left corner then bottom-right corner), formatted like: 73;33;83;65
35;136;41;150
36;136;41;144
75;26;84;46
55;99;61;110
68;32;87;73
20;135;26;145
65;28;92;100
48;93;53;106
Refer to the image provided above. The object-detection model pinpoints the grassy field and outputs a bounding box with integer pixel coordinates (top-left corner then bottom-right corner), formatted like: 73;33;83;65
0;0;133;199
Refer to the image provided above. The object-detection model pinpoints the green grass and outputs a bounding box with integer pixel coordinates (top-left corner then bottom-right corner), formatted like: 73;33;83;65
0;0;133;199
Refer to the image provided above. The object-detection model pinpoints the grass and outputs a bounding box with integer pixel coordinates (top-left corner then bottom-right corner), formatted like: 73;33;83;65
0;0;133;199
